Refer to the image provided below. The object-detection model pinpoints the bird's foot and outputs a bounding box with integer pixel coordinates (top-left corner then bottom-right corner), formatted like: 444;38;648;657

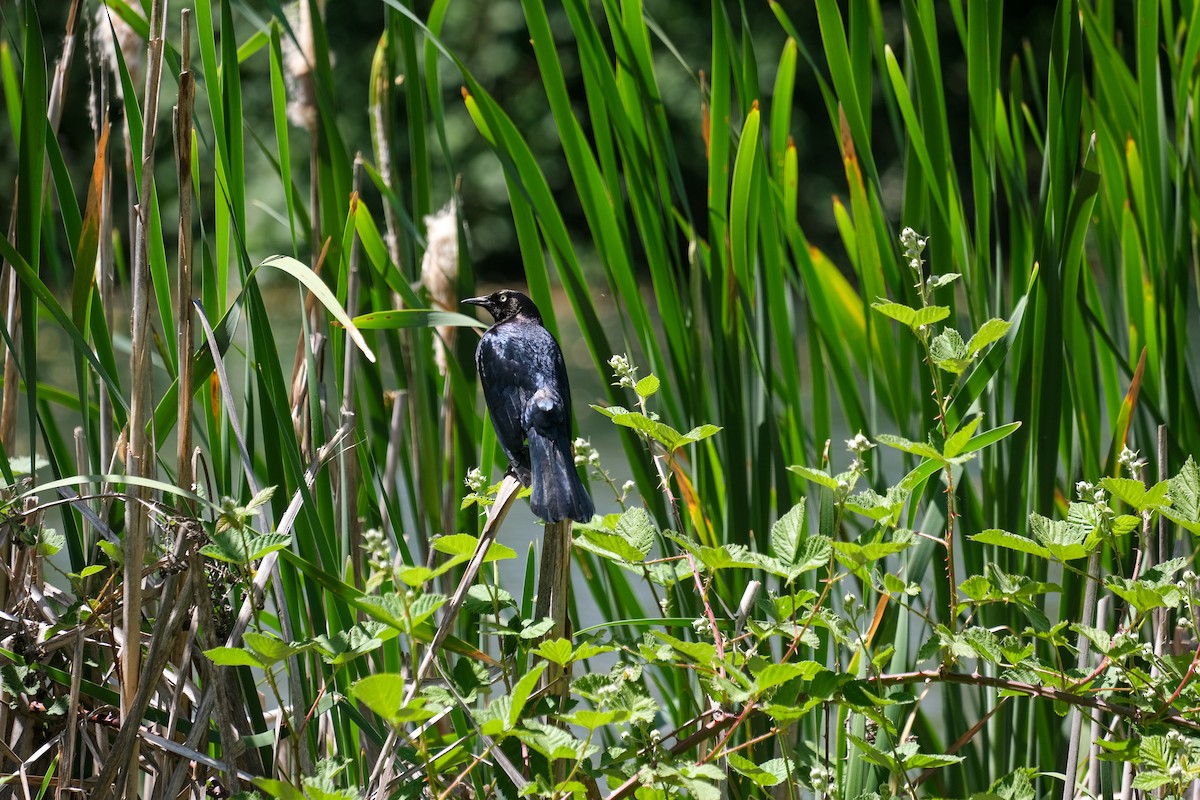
505;463;532;487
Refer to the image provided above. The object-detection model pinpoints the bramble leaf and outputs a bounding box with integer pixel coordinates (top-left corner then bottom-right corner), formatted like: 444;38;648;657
875;433;944;462
930;328;970;374
970;529;1050;559
634;375;660;398
873;301;950;330
204;646;263;668
1165;456;1200;534
966;318;1012;355
788;465;839;489
770;500;806;563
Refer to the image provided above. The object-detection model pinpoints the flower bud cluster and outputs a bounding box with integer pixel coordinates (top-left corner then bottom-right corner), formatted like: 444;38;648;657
362;527;391;575
608;354;639;390
573;437;602;468
1074;479;1114;518
846;432;873;474
464;466;488;493
900;227;929;273
809;764;836;794
1117;445;1149;476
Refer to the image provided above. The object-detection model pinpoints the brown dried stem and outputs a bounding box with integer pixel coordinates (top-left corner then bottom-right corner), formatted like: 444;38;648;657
121;0;167;793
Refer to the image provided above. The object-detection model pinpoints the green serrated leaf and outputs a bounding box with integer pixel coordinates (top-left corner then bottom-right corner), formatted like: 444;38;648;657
913;305;952;327
874;433;944;462
514;720;598;761
204;646;263;668
944;415;983;458
518;618;555;639
726;753;786;787
1166;456;1200;533
408;593;447;629
848;733;895;769
1073;624;1111;653
882;573;909;597
463;584;515;615
76;564;108;580
873;301;950;331
574;505;656;563
244;484;277;512
962;627;1004;663
572;642;614;661
652;632;717;666
833;538;914;569
930;328;969;375
508;662;546;724
575;530;646;563
1111;515;1141;536
1029;513;1091;560
966;318;1012;355
36;528;64;557
927;272;961;290
533;638;573;666
634;375;660;398
1104;577;1183;613
680;424;722;446
97;539;122;565
695;543;764;572
787;465;839;489
970;529;1051;559
432;533;516;562
790;535;833;577
351;673;432;726
872;300;915;326
243;632;309;665
1130;772;1174;791
959;575;993;601
601;410;684;450
1101;477;1169;512
907;752;965;769
564;708;623;730
754;661;823;692
253;778;306;800
397;566;435;587
616;506;655;547
200;530;292;564
589;404;630;419
770;499;806;563
477;695;512;737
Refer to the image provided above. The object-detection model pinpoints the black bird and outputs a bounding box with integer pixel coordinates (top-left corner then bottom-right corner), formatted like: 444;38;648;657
463;290;594;523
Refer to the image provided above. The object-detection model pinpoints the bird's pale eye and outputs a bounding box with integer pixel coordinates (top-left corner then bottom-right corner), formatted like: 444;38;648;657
499;293;508;303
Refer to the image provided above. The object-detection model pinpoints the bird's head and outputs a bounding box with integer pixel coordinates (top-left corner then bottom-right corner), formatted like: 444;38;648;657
461;290;542;324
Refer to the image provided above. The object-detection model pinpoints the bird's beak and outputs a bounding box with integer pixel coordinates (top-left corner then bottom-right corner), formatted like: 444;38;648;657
461;296;488;308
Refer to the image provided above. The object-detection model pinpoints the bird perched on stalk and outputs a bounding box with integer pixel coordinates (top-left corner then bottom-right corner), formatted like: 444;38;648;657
462;290;594;523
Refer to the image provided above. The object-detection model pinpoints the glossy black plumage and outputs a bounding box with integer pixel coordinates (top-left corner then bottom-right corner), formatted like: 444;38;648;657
463;290;594;523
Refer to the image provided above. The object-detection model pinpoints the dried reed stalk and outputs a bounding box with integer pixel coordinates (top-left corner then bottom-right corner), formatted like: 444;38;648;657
174;10;196;495
121;0;167;794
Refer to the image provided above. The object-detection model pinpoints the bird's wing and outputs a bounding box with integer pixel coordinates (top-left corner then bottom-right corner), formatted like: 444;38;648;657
523;386;565;431
551;337;572;421
476;331;533;471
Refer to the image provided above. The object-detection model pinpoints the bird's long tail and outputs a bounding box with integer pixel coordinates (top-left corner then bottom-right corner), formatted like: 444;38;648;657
525;388;594;522
527;427;593;522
